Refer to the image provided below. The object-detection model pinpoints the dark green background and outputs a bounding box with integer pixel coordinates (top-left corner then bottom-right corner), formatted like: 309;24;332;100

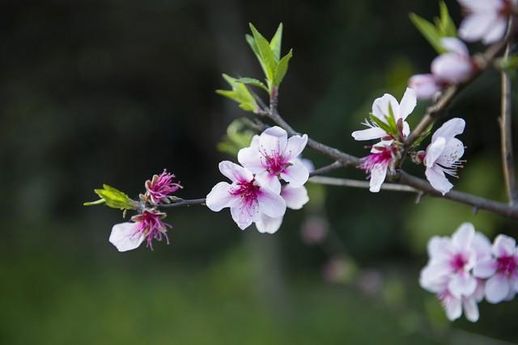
1;0;517;344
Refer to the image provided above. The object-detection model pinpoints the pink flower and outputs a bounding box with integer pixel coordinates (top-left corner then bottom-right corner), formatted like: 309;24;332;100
474;234;518;303
458;0;512;44
409;74;443;100
206;161;286;230
424;118;465;195
352;88;416;141
238;126;309;193
144;170;182;204
109;209;171;252
431;38;475;85
420;223;491;321
255;183;309;234
360;141;394;193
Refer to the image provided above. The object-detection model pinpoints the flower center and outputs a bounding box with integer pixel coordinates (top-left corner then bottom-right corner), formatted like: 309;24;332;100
496;255;517;277
264;154;288;175
232;179;261;204
450;253;468;272
360;147;392;172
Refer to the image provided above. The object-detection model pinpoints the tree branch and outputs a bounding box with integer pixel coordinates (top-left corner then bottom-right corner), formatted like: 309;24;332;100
310;161;344;177
159;198;206;208
309;176;418;193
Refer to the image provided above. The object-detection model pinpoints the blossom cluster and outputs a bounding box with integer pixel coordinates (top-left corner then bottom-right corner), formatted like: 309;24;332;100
110;170;181;252
206;126;310;233
420;223;518;322
352;88;465;195
411;0;515;100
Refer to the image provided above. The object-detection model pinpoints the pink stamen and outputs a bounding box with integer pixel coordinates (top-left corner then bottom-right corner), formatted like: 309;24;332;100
496;255;518;277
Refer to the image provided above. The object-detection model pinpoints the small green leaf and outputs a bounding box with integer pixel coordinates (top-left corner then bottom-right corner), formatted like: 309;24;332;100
437;1;456;37
89;184;137;210
249;23;277;85
83;199;105;206
216;74;258;112
235;77;269;92
217;119;255;156
273;49;293;86
269;23;283;61
409;13;444;53
369;114;394;136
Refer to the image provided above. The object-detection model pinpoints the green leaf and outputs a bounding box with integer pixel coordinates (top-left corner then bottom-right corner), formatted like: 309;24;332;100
217;119;255;156
216;74;258;112
269;23;283;61
437;1;456;37
235;77;268;92
273;49;293;86
369;114;394;136
87;184;137;210
249;23;277;84
409;13;444;53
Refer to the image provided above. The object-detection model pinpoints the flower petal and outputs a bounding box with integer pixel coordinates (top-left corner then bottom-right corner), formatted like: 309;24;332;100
281;184;309;210
281;159;309;186
420;263;452;291
399;87;416;119
427;236;452;260
432;53;473;84
451;223;475;251
230;202;258;230
448;273;477;298
462;297;479;322
425;165;453;195
206;181;234;212
409;74;441;100
431;118;466;144
372;93;400;120
485;274;510;303
459;13;497;42
257;188;286;218
219;161;253;183
368;163;388;193
109;222;144;252
482;18;507;44
441;37;469;56
259;126;288;156
436;138;464;169
442;294;462;321
255;214;283;234
425;137;446;167
351;127;387;141
255;171;282;194
237;146;264;174
474;258;497;278
284;134;308;161
492;234;516;257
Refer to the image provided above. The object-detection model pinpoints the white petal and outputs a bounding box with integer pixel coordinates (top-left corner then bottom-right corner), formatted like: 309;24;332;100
257;188;286;218
409;74;441;100
230;202;258;230
458;0;501;11
482;18;507;44
449;273;477;298
369;164;388;193
432;53;473;84
462;297;479;322
402;121;410;138
281;184;309;210
219;161;253;183
255;171;282;194
436;138;464;168
474;258;497;278
492;234;516;257
284;134;308;161
399;87;416;119
441;37;469;56
372;93;400;120
459;13;497;42
206;182;234;212
420;263;452;291
425;137;446;167
109;222;144;252
237;146;264;173
427;236;452;260
473;232;493;260
442;294;462;321
485;274;510;303
452;223;475;251
351;127;387;141
255;214;283;234
280;159;309;186
259;126;288;156
425;166;453;195
431;118;466;143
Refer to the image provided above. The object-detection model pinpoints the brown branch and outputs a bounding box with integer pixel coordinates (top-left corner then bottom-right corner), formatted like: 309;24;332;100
159;198;206;208
309;176;418;193
310;161;343;177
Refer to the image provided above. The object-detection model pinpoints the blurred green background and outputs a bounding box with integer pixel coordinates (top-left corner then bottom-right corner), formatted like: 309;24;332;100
1;0;518;344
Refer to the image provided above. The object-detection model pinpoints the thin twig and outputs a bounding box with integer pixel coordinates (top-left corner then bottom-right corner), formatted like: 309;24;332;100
310;161;343;177
309;176;418;193
160;198;206;208
500;21;518;204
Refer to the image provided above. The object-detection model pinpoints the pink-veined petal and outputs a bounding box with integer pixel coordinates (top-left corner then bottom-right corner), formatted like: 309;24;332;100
462;297;480;322
449;273;477;298
219;161;253;183
368;163;388;193
485;274;510;303
474;258;497;278
255;214;283;234
492;234;516;257
431;118;466;143
255;171;282;194
452;223;475;251
206;181;234;212
109;222;144;252
425;137;446;167
436;138;464;168
237;146;264;173
281;184;309;210
230;202;258;230
425;165;453;195
420;263;452;291
257;188;286;218
259;126;288;156
351;127;387;141
281;159;309;186
399;87;416;119
284;134;308;161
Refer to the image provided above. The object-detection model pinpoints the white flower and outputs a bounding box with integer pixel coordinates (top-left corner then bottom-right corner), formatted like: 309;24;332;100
109;222;144;252
458;0;512;44
206;161;286;230
359;141;394;193
424;118;465;195
352;88;416;141
238;126;309;193
474;234;518;303
431;38;475;85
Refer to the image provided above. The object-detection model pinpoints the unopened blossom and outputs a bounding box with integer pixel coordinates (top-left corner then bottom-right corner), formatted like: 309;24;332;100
424;118;465;195
359;141;394;193
109;209;171;252
409;74;443;100
144;169;182;204
206;161;286;230
238;126;309;193
352;87;416;141
458;0;513;44
474;234;518;303
431;38;475;85
255;183;309;234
